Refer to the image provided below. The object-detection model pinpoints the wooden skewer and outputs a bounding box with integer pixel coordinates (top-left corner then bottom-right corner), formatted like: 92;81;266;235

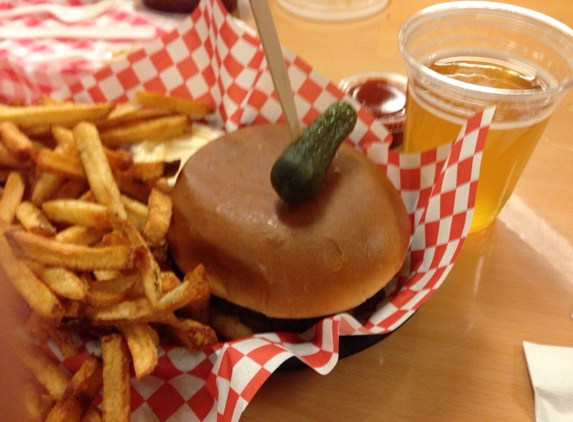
249;0;303;141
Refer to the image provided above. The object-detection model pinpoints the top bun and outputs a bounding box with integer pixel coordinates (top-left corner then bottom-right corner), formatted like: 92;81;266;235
168;124;410;319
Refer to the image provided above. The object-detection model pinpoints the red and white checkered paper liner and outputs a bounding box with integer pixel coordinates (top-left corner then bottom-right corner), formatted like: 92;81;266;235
7;0;494;420
0;0;168;102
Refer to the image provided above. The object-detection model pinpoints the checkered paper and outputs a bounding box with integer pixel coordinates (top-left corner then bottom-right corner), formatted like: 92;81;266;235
0;0;168;102
4;0;493;420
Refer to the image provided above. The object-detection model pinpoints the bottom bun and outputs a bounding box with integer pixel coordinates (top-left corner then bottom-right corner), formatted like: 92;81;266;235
168;124;410;320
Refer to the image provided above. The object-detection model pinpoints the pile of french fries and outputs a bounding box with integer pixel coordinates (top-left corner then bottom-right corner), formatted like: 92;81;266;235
0;91;219;422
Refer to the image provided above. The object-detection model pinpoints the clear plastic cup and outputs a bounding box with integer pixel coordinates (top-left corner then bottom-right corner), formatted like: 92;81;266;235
276;0;389;21
398;2;573;232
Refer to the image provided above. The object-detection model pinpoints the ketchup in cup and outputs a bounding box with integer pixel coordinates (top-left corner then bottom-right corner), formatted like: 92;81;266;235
339;72;407;149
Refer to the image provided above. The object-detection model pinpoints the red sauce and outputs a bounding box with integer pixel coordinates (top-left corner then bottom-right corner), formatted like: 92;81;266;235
346;78;406;148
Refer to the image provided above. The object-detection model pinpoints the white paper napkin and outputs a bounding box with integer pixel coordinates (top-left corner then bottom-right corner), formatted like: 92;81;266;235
523;341;573;422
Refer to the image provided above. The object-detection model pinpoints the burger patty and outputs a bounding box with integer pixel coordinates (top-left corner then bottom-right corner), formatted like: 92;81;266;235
210;288;387;336
210;296;323;334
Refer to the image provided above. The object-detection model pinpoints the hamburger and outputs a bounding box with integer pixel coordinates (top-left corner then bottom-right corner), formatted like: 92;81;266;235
168;124;410;339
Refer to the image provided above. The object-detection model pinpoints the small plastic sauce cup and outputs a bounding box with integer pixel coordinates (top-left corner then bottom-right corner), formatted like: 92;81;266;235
339;72;407;149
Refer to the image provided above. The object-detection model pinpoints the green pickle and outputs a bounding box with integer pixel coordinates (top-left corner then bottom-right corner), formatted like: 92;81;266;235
270;101;358;204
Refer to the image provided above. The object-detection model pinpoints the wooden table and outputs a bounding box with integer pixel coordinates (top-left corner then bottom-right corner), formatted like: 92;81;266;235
238;1;573;421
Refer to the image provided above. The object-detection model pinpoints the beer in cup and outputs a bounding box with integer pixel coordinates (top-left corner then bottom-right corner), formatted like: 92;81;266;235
398;2;573;232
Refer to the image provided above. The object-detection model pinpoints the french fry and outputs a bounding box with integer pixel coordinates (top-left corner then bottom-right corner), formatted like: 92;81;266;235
63;300;82;319
118;323;158;381
0;102;113;128
134;240;162;304
101;333;131;422
160;270;182;294
84;265;209;323
121;159;180;181
180;266;212;324
19;342;72;400
135;90;214;117
127;264;177;298
36;94;71;106
31;132;81;203
45;355;103;422
114;219;162;305
99;229;129;246
0;94;222;422
93;270;123;282
42;199;112;229
83;296;153;323
168;318;218;351
79;190;96;202
74;122;127;220
0;171;26;223
16;200;57;236
105;101;139;120
153;176;172;194
97;106;174;132
40;267;87;301
53;225;106;246
143;187;172;248
5;227;141;271
52;179;89;200
121;194;148;232
177;283;211;325
86;274;138;307
21;258;44;276
81;406;103;422
33;148;86;179
0;120;35;159
155;265;209;318
0;220;65;323
32;139;84;200
21;124;53;139
103;147;132;171
31;171;67;205
51;125;75;149
0;142;31;169
95;229;130;277
99;115;192;147
112;170;151;203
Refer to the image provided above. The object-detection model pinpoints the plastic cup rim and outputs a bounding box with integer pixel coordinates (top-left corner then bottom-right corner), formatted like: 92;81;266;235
276;0;389;21
397;1;573;98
